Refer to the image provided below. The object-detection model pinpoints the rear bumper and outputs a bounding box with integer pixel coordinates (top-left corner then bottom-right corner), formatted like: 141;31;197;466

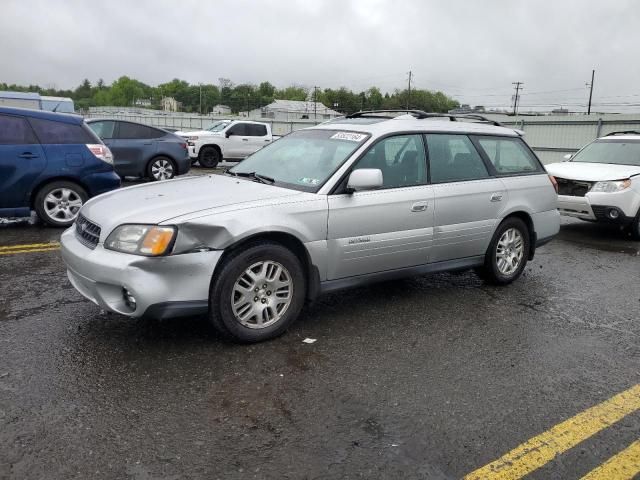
82;171;121;197
60;227;222;319
175;155;192;175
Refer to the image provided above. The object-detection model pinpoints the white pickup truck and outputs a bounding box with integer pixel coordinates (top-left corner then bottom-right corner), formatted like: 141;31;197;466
176;120;279;168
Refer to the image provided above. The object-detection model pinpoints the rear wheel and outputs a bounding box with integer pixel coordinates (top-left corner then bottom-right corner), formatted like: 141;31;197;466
147;156;176;181
209;242;306;343
198;146;221;168
34;181;87;227
477;217;530;285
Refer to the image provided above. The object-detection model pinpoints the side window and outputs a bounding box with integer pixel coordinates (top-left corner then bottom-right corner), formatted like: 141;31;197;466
227;123;247;136
247;124;267;136
29;117;94;144
116;122;157;140
476;137;541;174
353;134;427;189
88;121;116;139
0;114;37;144
426;134;489;183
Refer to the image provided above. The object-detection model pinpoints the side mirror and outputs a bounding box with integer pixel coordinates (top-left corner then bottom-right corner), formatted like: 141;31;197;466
347;169;383;192
225;131;232;138
563;153;573;161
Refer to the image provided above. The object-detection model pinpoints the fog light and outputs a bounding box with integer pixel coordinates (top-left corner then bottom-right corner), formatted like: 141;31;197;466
608;208;620;219
122;288;137;311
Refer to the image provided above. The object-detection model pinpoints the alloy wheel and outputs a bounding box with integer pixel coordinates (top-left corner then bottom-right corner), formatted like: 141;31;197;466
151;158;174;180
44;188;83;222
495;227;524;276
231;260;293;328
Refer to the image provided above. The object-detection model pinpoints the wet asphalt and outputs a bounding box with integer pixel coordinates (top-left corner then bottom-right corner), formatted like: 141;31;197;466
1;177;639;479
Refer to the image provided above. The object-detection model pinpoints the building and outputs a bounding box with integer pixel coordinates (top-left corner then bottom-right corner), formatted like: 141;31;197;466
134;98;152;107
249;99;341;121
210;104;231;115
161;96;181;112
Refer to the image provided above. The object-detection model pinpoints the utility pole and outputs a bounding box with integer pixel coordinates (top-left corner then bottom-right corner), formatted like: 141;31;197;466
586;69;595;115
313;86;319;120
512;81;523;115
407;70;413;111
199;83;202;115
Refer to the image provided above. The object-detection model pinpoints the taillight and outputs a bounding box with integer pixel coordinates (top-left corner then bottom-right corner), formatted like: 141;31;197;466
180;143;187;150
549;175;558;194
87;144;113;165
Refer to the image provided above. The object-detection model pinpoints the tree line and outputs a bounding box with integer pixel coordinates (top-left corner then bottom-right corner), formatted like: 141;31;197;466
1;77;459;115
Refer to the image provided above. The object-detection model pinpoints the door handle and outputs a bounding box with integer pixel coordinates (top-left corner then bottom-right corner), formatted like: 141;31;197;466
490;192;504;202
18;152;39;159
411;201;429;212
242;138;249;142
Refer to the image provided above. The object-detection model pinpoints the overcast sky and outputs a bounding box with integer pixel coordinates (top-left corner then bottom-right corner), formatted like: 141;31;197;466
2;0;640;112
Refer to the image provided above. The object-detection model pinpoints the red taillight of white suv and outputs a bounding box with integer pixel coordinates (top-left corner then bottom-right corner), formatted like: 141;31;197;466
87;144;114;165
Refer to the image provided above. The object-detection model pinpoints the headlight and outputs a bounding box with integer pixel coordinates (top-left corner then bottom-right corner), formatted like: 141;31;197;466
105;225;176;256
590;179;631;193
188;136;199;141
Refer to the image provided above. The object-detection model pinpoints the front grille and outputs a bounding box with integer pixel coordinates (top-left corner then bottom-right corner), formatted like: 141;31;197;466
556;177;593;197
75;214;101;249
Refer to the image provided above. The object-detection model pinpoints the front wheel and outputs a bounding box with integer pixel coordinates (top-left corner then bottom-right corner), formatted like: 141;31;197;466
477;217;530;285
630;211;640;241
198;146;221;168
147;156;176;181
209;242;306;343
34;181;88;227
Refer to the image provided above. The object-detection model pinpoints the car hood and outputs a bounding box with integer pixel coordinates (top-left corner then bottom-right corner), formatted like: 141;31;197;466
546;162;640;181
174;130;221;137
80;175;304;238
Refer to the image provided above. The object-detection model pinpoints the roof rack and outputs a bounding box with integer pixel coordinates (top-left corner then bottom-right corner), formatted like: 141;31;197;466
605;130;640;137
346;110;502;126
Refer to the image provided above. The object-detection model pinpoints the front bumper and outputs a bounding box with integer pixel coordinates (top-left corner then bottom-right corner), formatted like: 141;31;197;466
60;227;222;319
187;145;198;159
557;190;639;223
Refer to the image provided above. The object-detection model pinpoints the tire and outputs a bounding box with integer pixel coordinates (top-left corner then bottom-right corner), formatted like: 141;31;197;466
198;146;221;168
209;242;306;343
630;210;640;241
477;217;530;285
34;180;88;228
147;156;176;181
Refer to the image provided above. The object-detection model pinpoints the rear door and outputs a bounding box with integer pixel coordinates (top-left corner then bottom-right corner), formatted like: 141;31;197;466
327;134;434;280
111;121;158;176
245;123;271;155
0;113;45;212
426;133;505;263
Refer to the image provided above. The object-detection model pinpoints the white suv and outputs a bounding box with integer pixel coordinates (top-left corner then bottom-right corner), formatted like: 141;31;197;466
546;131;640;240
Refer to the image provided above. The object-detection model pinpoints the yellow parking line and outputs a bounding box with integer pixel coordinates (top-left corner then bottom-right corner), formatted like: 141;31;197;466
464;384;640;480
0;242;60;251
579;440;640;480
0;246;60;256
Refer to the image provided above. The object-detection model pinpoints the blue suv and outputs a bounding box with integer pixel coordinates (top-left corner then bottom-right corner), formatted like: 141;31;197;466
0;107;121;227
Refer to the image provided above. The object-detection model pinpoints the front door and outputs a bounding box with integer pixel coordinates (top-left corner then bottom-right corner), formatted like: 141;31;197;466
327;134;434;280
425;133;506;262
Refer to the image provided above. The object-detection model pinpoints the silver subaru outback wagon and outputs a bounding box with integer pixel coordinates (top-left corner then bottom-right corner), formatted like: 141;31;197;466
61;111;560;343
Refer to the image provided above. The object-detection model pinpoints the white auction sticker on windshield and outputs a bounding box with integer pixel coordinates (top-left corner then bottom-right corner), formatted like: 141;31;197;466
330;132;367;142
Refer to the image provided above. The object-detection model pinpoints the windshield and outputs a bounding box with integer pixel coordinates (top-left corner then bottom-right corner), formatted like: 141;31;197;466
229;129;369;192
207;121;230;132
572;139;640;166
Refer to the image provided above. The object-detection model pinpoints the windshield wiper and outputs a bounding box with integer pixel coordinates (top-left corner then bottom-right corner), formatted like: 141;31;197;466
226;171;275;184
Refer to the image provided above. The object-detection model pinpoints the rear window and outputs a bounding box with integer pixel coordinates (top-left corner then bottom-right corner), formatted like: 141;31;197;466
116;122;164;140
0;114;37;144
29;117;95;144
475;137;542;174
247;124;267;136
